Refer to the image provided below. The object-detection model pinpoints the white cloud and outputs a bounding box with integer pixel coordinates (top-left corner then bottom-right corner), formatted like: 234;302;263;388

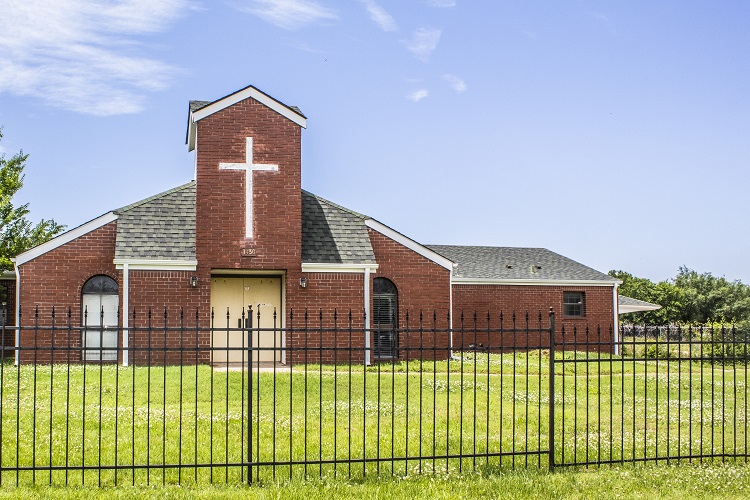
443;74;466;93
236;0;338;30
403;28;442;62
425;0;455;7
407;89;429;102
360;0;397;32
0;0;190;116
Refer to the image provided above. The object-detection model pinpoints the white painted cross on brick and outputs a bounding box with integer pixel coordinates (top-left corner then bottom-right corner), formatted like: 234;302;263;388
220;137;278;238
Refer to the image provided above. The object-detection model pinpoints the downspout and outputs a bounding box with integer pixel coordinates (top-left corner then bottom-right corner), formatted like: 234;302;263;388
13;260;20;366
122;262;129;367
364;267;371;366
612;283;620;356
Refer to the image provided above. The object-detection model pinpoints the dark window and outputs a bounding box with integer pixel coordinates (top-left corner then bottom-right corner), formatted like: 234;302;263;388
82;275;119;295
373;278;398;359
563;292;585;317
82;275;119;362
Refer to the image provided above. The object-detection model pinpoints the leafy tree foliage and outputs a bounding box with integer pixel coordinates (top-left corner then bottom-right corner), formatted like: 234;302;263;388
0;130;64;272
610;267;750;325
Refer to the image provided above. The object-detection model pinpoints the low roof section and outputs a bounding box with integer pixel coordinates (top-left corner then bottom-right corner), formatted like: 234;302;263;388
618;295;662;314
427;245;619;285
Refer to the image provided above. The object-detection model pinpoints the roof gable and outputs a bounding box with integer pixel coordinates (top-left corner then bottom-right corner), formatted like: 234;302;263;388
186;85;307;151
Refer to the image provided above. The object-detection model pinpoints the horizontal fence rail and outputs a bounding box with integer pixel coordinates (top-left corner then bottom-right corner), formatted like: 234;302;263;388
0;305;748;487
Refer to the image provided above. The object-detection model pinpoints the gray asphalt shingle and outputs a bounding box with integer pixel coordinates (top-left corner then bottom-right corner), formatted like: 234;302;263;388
110;181;612;281
426;245;616;282
114;182;196;261
301;190;376;264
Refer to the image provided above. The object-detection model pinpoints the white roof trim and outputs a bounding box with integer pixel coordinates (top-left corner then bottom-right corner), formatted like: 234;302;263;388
452;277;619;287
301;263;378;274
188;86;307;151
364;219;453;270
114;259;198;271
14;212;118;266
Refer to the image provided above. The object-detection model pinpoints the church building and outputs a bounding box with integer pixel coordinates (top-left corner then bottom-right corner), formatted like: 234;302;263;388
9;84;622;365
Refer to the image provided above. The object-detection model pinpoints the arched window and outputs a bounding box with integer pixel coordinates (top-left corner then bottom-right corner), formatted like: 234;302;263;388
82;275;118;362
373;277;398;359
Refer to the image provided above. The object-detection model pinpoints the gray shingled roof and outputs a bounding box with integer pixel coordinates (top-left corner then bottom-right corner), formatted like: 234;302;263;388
426;245;617;282
618;295;661;309
114;182;196;261
189;100;211;112
301;191;376;264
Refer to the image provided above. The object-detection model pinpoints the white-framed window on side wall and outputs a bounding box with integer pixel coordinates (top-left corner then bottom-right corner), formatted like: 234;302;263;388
82;275;119;362
563;291;585;317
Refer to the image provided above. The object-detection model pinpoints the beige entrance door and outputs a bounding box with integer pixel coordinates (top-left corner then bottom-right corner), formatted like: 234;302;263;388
210;276;282;364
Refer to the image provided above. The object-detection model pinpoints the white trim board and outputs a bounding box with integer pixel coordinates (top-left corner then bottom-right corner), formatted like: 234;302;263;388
364;220;453;271
14;212;118;266
188;86;307;151
452;278;620;287
114;259;198;271
301;263;378;274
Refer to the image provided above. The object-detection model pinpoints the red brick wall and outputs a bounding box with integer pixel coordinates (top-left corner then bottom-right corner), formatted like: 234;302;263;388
194;95;306;360
368;228;452;360
195;96;302;271
451;284;616;352
126;270;208;365
17;222;118;363
16;225;211;364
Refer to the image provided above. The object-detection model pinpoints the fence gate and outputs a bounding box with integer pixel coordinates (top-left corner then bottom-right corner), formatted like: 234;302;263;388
245;309;555;481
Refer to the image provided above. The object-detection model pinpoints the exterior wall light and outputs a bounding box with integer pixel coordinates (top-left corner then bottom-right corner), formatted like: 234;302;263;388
189;276;198;288
299;277;307;288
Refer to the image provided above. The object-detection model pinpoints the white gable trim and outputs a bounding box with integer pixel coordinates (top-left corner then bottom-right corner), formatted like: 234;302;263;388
114;259;198;271
364;219;454;270
188;86;307;151
301;263;378;274
14;212;118;266
452;277;619;287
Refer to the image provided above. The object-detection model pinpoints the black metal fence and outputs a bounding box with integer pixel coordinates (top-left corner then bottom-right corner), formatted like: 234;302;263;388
0;306;748;487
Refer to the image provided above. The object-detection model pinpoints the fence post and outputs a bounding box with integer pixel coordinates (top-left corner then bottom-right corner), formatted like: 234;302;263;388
247;305;253;485
548;307;555;472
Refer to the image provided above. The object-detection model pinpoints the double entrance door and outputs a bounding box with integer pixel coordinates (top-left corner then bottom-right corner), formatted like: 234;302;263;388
210;276;282;365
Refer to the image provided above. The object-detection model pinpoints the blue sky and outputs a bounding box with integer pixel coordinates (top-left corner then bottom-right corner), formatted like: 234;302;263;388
1;0;748;283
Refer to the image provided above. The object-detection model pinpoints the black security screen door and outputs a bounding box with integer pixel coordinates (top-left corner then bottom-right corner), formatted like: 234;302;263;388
372;278;398;359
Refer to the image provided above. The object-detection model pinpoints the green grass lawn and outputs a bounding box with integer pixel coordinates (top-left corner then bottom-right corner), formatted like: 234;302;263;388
0;347;748;488
1;463;750;499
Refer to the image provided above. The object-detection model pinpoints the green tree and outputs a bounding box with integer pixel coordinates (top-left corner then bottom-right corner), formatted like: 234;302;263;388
673;266;750;323
0;130;64;272
609;270;685;324
610;268;750;325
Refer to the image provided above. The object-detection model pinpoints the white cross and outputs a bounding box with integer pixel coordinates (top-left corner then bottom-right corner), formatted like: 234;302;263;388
219;137;278;238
